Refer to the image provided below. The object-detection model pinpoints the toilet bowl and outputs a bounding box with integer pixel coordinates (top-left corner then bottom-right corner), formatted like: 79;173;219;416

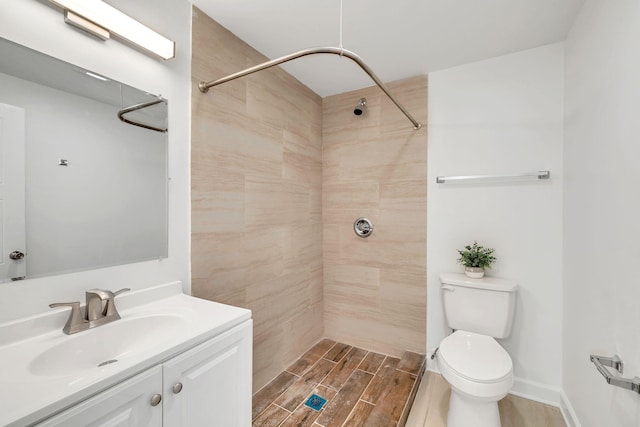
437;330;513;427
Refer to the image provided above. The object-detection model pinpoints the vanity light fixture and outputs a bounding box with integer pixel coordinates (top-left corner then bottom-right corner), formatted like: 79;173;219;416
49;0;175;60
64;10;109;41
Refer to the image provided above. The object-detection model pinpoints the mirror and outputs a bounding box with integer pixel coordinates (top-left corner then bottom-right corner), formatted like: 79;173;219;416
0;37;168;283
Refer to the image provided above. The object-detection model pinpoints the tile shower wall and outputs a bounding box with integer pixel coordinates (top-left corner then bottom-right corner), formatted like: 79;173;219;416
322;76;428;356
191;8;323;391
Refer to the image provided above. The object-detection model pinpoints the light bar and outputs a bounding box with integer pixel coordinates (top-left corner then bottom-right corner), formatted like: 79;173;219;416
50;0;175;60
64;10;110;40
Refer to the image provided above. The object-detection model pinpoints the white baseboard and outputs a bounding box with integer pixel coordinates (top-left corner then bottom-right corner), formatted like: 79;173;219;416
559;390;581;427
510;376;561;407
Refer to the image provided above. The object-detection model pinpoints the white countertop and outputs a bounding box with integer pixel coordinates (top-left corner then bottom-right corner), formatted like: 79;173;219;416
0;282;251;427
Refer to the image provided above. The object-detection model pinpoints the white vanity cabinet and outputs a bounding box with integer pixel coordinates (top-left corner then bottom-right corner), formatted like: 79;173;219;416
36;320;252;427
36;365;163;427
162;319;252;426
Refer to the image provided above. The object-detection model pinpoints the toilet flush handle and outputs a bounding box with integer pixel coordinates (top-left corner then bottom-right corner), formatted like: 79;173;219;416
441;285;455;292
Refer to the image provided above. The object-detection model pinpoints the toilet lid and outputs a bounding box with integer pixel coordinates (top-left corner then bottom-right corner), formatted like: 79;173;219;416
439;330;512;384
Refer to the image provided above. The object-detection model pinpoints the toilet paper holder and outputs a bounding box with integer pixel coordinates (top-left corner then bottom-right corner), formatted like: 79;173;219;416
590;354;640;394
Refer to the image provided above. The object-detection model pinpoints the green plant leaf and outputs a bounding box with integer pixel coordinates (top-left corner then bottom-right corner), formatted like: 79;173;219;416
456;241;496;269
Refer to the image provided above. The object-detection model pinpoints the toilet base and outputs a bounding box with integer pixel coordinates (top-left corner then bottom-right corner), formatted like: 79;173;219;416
447;389;502;427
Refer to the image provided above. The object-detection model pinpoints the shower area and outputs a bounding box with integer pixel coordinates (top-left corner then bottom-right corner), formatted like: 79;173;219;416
190;5;427;414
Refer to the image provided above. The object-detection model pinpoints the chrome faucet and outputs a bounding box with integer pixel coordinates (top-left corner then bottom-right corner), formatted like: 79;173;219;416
49;288;130;334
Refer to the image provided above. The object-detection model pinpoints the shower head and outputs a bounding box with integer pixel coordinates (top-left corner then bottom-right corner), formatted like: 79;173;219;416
354;98;367;116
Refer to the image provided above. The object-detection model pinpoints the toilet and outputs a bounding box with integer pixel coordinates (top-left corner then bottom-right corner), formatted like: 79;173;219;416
436;273;518;427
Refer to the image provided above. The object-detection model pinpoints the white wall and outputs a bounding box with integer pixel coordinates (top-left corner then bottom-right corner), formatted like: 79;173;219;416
0;0;191;322
563;1;640;426
427;44;564;403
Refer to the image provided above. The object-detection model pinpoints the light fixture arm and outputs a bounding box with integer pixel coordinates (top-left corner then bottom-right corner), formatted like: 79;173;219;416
198;47;422;130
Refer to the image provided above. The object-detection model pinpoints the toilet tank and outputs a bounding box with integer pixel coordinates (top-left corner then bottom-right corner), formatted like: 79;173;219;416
440;273;518;339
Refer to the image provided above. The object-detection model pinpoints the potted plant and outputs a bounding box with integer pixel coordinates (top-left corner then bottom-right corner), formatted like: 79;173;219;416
457;241;496;278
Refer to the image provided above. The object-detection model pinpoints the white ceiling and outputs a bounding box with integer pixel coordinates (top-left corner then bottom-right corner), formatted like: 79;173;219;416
192;0;584;97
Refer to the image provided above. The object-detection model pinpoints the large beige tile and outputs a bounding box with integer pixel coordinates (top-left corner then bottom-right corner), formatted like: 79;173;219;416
283;152;322;185
337;138;426;183
378;179;427;223
324;316;425;357
191;277;246;308
324;265;381;313
245;177;310;226
284;119;322;161
337;225;426;270
253;327;287;393
282;222;317;275
190;232;245;280
248;271;311;338
282;302;325;365
241;225;285;284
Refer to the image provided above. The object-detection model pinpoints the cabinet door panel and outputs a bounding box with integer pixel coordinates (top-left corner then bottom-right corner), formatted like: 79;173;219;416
163;320;252;427
36;366;162;427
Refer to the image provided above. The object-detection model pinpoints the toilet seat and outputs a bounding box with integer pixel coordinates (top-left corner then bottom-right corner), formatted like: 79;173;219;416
437;330;513;399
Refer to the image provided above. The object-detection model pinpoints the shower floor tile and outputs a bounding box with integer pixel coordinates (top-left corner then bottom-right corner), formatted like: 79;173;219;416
252;339;426;427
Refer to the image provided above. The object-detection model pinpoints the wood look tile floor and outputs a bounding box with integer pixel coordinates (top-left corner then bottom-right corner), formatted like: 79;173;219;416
405;371;567;427
252;339;426;427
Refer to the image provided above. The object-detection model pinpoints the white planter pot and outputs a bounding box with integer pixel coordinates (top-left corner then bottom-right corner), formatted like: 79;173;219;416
464;267;485;279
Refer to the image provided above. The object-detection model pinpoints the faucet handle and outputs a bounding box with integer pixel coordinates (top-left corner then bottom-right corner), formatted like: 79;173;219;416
103;288;131;318
49;301;80;309
49;302;86;334
113;288;131;297
49;301;81;310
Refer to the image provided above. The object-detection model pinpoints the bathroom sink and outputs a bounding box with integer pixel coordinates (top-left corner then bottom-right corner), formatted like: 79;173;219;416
0;282;252;427
29;314;186;377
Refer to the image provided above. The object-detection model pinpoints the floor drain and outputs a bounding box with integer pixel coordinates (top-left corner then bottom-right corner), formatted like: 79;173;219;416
98;359;118;367
304;394;327;411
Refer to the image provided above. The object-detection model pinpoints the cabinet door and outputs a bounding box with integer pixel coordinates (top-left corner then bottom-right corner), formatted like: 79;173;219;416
163;320;252;427
36;365;162;427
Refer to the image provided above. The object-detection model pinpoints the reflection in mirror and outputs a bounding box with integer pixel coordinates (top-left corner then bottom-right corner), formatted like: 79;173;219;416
0;37;168;283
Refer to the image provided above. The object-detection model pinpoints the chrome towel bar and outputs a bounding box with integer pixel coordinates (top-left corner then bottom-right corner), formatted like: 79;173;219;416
590;354;640;395
436;170;550;184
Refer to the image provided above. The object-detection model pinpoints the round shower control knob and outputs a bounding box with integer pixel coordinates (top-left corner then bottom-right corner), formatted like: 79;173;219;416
354;218;374;238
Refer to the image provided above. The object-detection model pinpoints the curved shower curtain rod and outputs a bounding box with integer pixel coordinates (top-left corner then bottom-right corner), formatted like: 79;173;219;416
198;47;422;130
117;98;168;133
